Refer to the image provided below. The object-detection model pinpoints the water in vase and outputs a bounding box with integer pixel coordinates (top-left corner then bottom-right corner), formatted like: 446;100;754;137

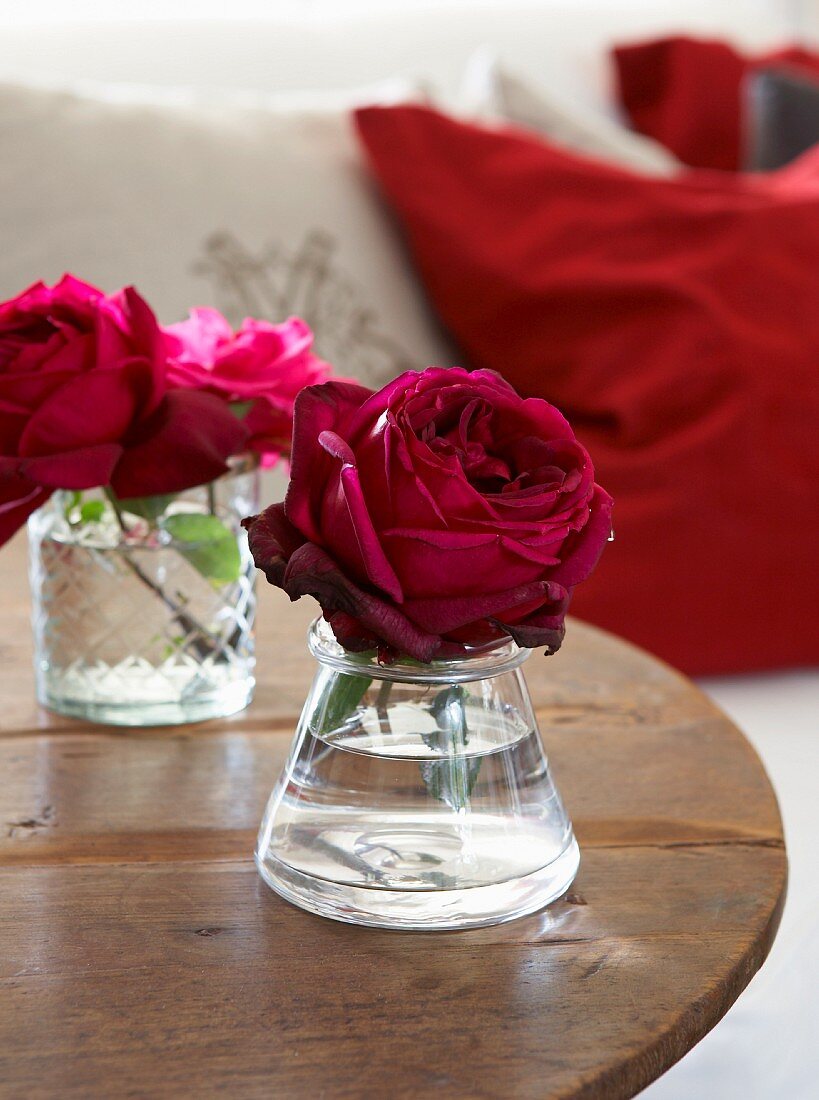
256;642;580;929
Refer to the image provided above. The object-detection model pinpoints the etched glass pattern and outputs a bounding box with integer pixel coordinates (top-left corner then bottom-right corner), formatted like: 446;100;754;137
28;461;258;726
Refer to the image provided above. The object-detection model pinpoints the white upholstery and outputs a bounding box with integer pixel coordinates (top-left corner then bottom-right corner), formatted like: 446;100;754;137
460;50;682;173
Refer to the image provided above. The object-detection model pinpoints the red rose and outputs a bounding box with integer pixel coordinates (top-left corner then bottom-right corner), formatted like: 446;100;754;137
164;309;331;467
0;276;248;545
244;367;612;661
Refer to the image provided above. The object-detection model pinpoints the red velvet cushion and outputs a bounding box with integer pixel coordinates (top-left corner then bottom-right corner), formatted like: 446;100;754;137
613;35;819;171
354;104;819;675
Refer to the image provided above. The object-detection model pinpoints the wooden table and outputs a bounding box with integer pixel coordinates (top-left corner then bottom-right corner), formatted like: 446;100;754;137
0;530;786;1099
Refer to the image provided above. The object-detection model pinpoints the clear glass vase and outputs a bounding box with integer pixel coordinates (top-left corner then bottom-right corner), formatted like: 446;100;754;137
256;617;579;930
27;456;259;727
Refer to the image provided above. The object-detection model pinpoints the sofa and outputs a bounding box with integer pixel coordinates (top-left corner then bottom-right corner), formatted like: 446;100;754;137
1;4;816;1096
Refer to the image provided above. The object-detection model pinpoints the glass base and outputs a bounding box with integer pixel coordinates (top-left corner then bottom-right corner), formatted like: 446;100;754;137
38;675;255;727
256;835;580;931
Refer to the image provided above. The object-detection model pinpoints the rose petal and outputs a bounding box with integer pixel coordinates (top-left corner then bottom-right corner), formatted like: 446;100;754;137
2;444;123;490
548;485;614;588
111;390;248;498
318;430;403;602
0;333;93;398
216;316;318;396
357;416;449;528
285;380;373;541
489;586;571;654
240;399;293;462
344;369;420;443
0;479;51;546
164;307;234;366
402;579;566;635
381;526;566;600
51;274;105;317
242;502;305;588
101;287;165;415
280;542;441;663
382;527;499;549
323;610;383;653
18;360;155;458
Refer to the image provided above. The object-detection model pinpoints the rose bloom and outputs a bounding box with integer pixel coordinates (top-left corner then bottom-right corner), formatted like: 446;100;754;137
244;367;612;662
0;276;247;545
164;309;331;466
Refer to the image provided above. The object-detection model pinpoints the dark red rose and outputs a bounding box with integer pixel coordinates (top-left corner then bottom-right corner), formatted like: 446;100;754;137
0;276;248;544
244;367;612;661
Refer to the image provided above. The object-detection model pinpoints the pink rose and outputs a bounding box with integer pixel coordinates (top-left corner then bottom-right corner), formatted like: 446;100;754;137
244;367;612;661
164;309;331;466
0;276;248;545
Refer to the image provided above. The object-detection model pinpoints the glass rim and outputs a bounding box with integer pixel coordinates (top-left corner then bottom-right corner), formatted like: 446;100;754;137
307;617;531;684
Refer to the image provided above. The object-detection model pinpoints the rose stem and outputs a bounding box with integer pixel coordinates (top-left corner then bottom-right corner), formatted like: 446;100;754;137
375;678;393;734
102;488;226;663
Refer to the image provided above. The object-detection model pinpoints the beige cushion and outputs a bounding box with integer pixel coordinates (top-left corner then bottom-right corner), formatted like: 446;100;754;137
0;79;454;389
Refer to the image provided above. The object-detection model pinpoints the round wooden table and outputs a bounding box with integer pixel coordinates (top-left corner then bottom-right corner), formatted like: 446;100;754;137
0;532;786;1099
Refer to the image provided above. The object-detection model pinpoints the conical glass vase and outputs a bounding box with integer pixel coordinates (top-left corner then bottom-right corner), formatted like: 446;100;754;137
256;618;579;930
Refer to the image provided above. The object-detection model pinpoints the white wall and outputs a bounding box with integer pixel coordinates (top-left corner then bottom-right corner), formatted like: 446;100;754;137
0;0;810;26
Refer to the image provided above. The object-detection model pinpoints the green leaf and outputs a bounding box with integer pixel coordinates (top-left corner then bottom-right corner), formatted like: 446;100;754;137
79;500;106;524
420;685;480;811
420;756;482;813
230;400;255;419
428;685;470;739
162;513;241;586
119;493;177;521
318;673;373;734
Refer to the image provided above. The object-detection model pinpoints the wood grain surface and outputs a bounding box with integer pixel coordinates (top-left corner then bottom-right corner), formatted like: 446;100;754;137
0;530;786;1099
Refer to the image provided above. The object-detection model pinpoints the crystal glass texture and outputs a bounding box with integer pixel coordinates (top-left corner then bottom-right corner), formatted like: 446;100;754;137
28;459;259;726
